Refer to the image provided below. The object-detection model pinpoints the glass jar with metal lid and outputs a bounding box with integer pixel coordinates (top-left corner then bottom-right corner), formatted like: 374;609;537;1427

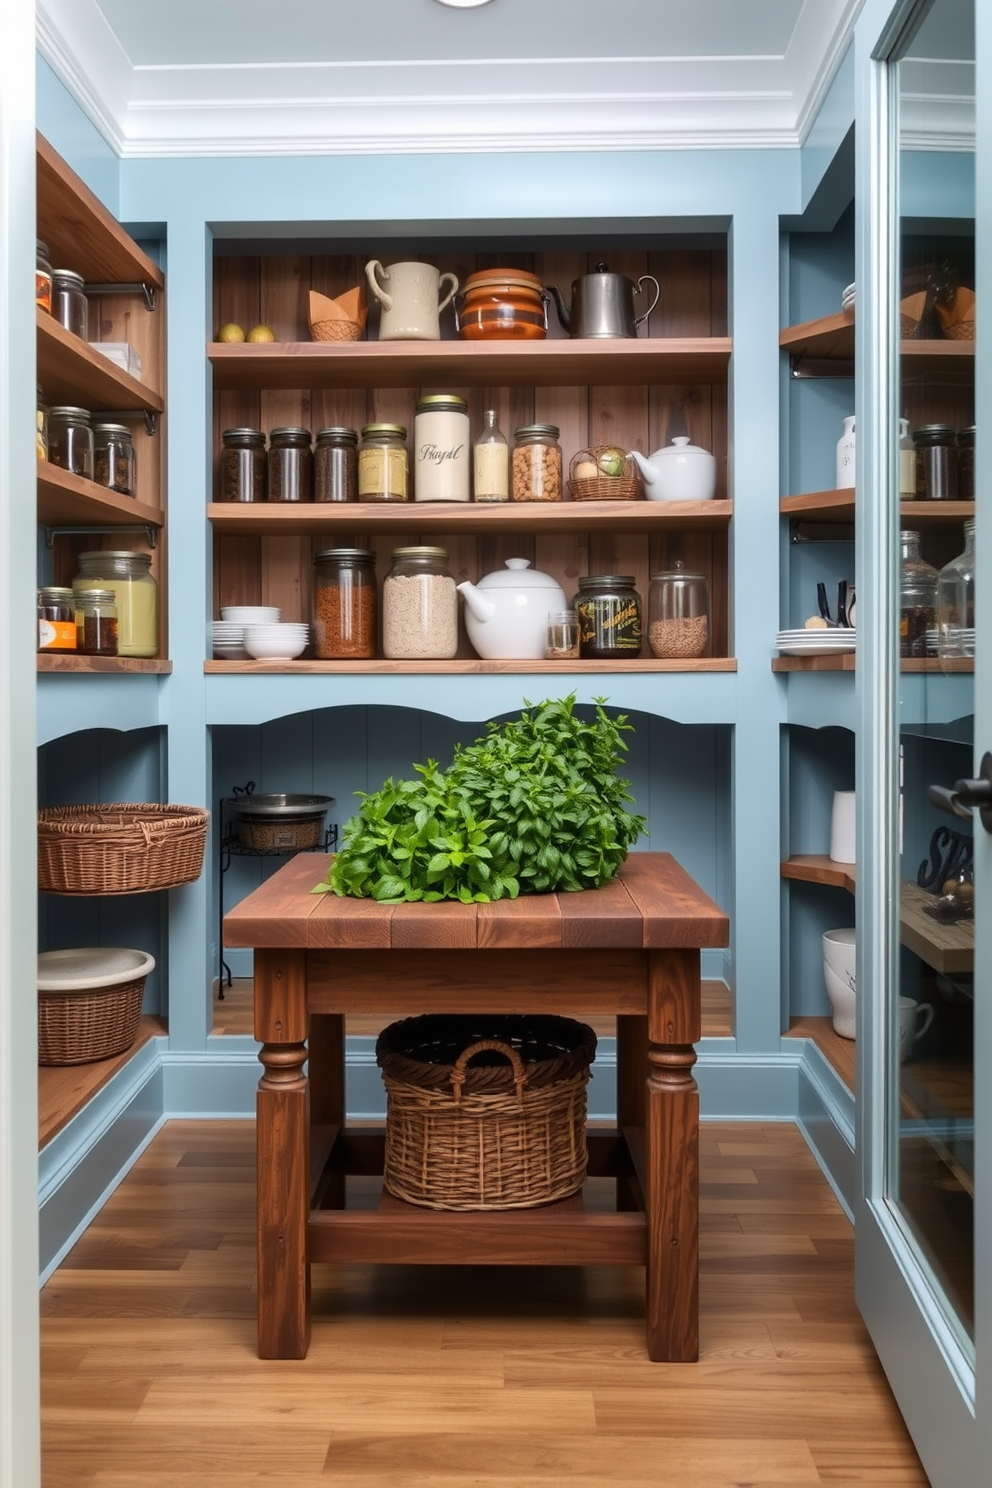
358;423;409;502
76;589;118;657
913;423;958;501
267;426;313;503
93;423;136;497
414;394;470;502
313;548;377;659
512;424;562;502
899;530;938;658
937;518;976;661
221;428;266;502
48;406;94;479
73;550;158;657
37;586;77;654
575;574;642;659
36;240;53;313
314;427;358;503
383;546;458;659
648;563;710;659
957;426;975;502
51;268;88;338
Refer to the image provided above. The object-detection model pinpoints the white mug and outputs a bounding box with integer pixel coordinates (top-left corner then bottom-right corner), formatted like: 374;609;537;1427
830;790;856;864
365;260;459;342
899;996;934;1063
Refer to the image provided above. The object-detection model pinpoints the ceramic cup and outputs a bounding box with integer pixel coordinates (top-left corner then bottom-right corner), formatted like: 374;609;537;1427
899;997;934;1063
365;260;459;342
830;790;856;864
823;927;856;1038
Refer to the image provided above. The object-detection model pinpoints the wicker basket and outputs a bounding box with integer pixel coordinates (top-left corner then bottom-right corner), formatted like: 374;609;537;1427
37;946;154;1066
568;444;642;502
376;1014;596;1211
38;804;208;895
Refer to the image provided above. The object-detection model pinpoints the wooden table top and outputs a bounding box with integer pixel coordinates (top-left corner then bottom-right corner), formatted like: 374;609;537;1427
224;852;729;953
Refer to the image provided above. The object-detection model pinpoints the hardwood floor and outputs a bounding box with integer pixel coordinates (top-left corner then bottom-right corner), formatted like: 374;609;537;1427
40;1119;928;1486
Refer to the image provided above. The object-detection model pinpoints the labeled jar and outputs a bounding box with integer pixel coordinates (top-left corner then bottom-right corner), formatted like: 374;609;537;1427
37;587;76;654
267;426;312;503
937;518;976;661
93;422;136;497
913;424;958;501
313;548;377;659
383;546;457;659
457;268;548;341
957;426;975;503
575;575;642;659
899;530;938;658
512;424;562;502
414;394;469;502
37;389;48;462
314;427;358;503
36;240;53;313
221;428;266;503
76;588;118;657
648;563;710;659
48;406;94;480
51;268;88;338
73;550;158;657
474;409;509;502
358;423;409;503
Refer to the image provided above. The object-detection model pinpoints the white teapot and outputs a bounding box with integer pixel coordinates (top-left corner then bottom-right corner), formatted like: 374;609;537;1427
628;436;717;502
457;559;567;660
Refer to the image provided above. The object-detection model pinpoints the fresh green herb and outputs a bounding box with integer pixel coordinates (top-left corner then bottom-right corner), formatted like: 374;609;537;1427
314;695;645;903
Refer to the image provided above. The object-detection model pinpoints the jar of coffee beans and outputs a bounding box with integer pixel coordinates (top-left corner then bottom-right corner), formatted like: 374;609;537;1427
315;427;358;503
221;428;266;502
512;424;562;502
313;548;377;659
93;423;136;497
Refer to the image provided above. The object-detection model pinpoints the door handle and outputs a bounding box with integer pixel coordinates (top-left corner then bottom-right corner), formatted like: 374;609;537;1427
928;751;992;833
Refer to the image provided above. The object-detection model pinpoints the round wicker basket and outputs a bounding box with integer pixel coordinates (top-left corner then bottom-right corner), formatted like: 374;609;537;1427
38;803;208;895
37;947;154;1065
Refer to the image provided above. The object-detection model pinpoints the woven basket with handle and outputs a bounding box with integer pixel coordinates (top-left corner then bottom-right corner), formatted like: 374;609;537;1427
376;1014;596;1211
38;803;208;895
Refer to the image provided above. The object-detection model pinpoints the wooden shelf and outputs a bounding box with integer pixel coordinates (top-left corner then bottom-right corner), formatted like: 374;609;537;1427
38;461;165;529
38;1015;166;1149
38;310;164;414
900;881;973;976
781;855;855;893
780;309;974;376
207;498;733;536
780;488;855;521
208;336;733;392
773;655;973;674
205;657;737;676
37;655;172;674
786;1015;856;1093
37;133;165;290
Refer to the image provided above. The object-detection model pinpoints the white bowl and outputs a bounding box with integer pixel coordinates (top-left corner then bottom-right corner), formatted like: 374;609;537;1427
243;626;308;660
822;926;856;981
221;606;281;623
212;645;249;660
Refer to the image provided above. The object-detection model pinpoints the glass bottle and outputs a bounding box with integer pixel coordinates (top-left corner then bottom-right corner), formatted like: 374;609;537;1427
36;240;53;313
93;423;137;497
220;428;266;503
936;519;976;661
414;394;470;502
76;589;119;657
37;586;77;654
48;406;94;480
512;424;563;502
267;426;313;503
73;550;158;657
648;562;710;659
383;546;457;659
313;548;377;659
575;575;642;659
314;427;358;503
358;423;409;503
51;268;89;338
899;530;939;658
898;418;915;499
474;409;509;502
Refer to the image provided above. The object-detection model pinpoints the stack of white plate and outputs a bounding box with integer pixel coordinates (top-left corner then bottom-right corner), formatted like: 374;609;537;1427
777;627;856;656
841;282;855;311
212;620;248;660
243;622;310;661
220;606;281;624
926;628;975;655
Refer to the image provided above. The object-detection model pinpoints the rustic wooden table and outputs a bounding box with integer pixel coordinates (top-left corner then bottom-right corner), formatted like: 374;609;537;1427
223;851;729;1363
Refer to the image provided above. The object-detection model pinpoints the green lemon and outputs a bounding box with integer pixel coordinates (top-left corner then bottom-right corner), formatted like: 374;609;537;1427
598;448;625;478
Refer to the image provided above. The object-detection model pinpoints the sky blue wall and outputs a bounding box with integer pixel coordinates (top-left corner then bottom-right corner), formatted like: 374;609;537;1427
36;56;118;213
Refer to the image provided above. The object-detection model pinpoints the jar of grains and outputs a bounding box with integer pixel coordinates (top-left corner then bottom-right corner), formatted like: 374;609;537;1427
313;548;377;659
73;550;158;657
358;423;409;502
512;424;562;502
51;268;88;338
93;423;136;497
648;563;710;659
414;394;470;502
48;406;94;480
76;589;118;657
37;587;77;654
267;426;313;502
575;574;642;659
36;240;53;312
221;428;266;502
383;546;458;659
314;427;358;503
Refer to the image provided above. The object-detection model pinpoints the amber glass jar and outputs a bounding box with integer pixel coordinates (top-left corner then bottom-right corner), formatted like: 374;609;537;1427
358;424;409;502
48;406;94;479
36;240;53;312
313;548;377;659
76;589;118;657
457;268;548;341
93;423;136;496
575;575;642;659
221;428;266;502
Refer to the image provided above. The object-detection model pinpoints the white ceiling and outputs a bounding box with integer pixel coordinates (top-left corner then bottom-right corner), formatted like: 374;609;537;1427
35;0;971;160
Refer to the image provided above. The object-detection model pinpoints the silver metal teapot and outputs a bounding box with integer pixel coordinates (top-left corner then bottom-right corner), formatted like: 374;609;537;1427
547;262;660;339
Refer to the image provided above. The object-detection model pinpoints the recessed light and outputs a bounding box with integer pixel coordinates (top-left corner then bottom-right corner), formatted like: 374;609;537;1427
433;0;494;8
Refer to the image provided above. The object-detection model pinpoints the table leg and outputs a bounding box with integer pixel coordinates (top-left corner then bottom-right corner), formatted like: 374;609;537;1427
309;1013;345;1208
254;947;310;1360
645;948;700;1363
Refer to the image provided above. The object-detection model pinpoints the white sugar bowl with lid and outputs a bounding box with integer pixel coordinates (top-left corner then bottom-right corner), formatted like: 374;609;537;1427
628;437;717;502
457;559;567;659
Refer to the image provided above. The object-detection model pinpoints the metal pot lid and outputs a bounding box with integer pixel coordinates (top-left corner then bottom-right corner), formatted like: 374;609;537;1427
38;946;156;993
234;793;334;819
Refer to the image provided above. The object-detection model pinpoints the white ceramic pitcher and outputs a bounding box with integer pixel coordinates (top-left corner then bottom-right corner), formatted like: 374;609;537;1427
365;260;459;341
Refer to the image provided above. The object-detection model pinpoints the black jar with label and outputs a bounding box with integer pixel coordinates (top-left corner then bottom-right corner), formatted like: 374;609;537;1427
957;426;975;502
913;424;958;501
221;428;266;502
575;575;642;659
315;427;358;503
267;426;313;503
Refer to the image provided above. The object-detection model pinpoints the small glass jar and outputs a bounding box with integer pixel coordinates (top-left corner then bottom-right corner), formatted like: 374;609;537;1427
899;530;939;658
73;550;158;657
957;427;975;502
383;546;457;659
220;428;266;503
51;268;88;338
314;427;358;503
512;424;562;502
267;426;313;503
313;548;377;659
76;588;118;657
575;575;642;659
358;423;409;502
36;240;53;313
648;563;710;659
93;422;136;497
545;610;580;660
37;388;48;462
913;424;958;501
48;406;94;480
414;394;470;502
37;586;77;654
474;409;509;502
937;518;976;661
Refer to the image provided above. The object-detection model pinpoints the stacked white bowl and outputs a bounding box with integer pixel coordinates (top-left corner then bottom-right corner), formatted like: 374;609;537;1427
243;622;310;660
213;606;281;660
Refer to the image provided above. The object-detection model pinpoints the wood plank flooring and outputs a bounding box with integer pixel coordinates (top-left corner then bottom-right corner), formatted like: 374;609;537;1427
40;1119;928;1487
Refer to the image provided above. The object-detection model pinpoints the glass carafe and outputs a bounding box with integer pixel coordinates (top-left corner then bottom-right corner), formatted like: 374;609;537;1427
936;518;975;661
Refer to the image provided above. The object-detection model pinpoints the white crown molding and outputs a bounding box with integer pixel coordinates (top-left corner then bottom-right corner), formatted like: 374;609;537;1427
791;0;865;144
36;0;130;155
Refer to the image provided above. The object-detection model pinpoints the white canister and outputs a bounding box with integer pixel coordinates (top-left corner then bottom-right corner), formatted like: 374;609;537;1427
829;789;856;864
836;415;856;490
414;394;470;502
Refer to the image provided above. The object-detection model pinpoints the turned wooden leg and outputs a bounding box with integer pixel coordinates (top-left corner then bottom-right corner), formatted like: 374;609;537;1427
254;948;310;1359
645;948;701;1363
